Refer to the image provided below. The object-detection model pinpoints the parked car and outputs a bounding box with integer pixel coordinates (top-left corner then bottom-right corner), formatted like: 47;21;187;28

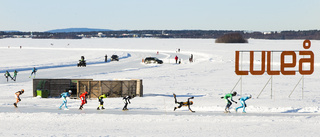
144;57;163;64
111;55;119;61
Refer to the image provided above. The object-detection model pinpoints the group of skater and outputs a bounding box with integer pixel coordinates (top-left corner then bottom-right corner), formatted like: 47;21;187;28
4;70;18;82
221;91;252;113
58;90;133;111
13;89;251;113
4;67;37;82
173;91;251;113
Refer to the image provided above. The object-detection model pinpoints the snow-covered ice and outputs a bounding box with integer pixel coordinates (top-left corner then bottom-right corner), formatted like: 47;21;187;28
0;38;319;136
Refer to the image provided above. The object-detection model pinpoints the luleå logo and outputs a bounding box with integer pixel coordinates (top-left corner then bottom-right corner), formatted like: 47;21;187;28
235;40;314;75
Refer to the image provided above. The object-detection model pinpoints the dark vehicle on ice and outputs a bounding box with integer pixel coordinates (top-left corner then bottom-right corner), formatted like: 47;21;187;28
144;57;163;64
111;55;119;61
77;56;86;67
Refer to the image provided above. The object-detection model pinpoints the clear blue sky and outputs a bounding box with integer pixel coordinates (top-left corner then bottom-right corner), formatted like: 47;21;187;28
1;0;319;32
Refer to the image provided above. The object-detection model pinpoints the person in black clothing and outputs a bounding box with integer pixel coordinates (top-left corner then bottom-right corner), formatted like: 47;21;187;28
105;54;108;62
122;95;134;111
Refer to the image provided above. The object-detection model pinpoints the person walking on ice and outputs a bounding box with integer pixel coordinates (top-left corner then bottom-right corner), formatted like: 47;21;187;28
59;90;72;110
175;55;179;64
235;94;252;113
29;67;37;78
221;91;237;113
97;93;108;110
122;95;133;111
14;89;24;107
79;91;88;110
173;93;195;113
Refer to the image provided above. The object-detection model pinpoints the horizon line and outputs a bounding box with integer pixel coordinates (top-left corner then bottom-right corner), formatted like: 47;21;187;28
1;28;320;33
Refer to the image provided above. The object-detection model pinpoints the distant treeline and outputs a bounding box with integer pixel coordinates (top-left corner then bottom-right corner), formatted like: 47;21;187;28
1;30;319;40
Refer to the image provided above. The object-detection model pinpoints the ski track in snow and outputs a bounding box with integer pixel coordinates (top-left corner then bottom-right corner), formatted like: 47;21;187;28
0;53;132;73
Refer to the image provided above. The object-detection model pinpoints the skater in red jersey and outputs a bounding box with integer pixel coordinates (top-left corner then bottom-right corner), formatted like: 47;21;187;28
79;91;88;110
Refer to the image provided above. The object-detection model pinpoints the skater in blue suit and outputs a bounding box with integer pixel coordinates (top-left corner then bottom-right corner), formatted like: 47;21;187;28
29;67;37;78
59;90;72;110
235;94;252;113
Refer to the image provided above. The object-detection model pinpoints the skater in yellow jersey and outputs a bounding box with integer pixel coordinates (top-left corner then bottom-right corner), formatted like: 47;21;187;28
97;93;108;110
173;93;195;113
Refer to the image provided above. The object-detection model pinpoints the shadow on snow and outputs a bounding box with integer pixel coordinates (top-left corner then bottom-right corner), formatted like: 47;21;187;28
143;93;205;98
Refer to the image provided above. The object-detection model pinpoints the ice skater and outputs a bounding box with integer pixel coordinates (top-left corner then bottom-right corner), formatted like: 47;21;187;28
4;71;13;82
97;93;108;110
14;89;24;107
235;94;252;113
12;70;18;81
173;93;195;112
79;91;88;110
59;90;72;110
29;67;37;78
122;95;133;111
221;91;237;113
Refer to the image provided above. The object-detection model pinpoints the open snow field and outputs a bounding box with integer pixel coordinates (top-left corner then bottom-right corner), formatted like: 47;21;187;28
0;38;319;136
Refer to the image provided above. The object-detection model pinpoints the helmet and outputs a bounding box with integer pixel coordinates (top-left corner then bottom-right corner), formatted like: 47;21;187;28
21;89;24;93
190;101;193;105
68;90;72;94
232;91;237;96
248;94;252;98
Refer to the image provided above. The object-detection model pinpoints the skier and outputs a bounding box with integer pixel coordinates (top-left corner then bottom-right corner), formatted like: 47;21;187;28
14;89;24;107
97;93;108;110
173;93;195;113
29;67;37;78
12;70;18;81
221;91;237;113
175;55;178;64
4;71;13;82
122;95;134;111
79;91;88;110
59;90;72;110
235;94;252;113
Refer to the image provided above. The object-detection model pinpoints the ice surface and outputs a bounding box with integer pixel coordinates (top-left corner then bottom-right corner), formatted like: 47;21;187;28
0;38;319;136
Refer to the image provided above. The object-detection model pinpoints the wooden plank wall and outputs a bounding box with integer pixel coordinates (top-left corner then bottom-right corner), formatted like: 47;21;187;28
33;79;142;98
77;80;143;98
